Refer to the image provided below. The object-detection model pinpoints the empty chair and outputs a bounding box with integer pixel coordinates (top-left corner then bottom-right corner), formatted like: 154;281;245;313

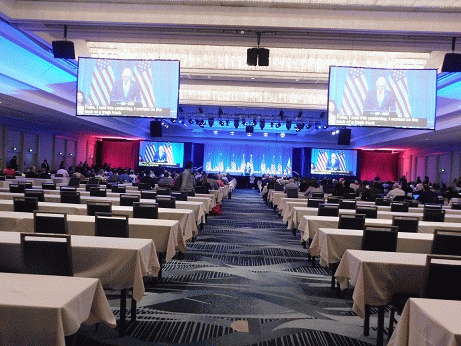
111;185;126;193
24;189;45;202
141;190;157;199
60;186;77;193
13;196;38;213
317;204;339;217
339;200;356;210
356;206;378;219
133;202;159;219
408;200;419;208
392;195;407;202
156;187;171;195
95;214;129;238
421;254;461;300
375;198;391;206
327;196;341;204
9;184;25;193
307;198;324;208
343;192;357;200
90;186;107;197
60;191;81;204
423;208;445;222
67;177;81;187
361;225;398;252
424;204;442;210
87;201;112;216
433;196;445;205
312;192;324;199
156;196;176;209
338;213;366;230
85;184;99;192
21;233;73;276
430;229;461;255
392;215;419;233
286;188;298;198
137;183;152;191
195;186;208;194
187;190;196;197
42;182;57;190
274;183;284;191
452;201;461;210
171;191;188;201
88;177;101;185
34;211;67;234
120;194;140;206
390;202;409;213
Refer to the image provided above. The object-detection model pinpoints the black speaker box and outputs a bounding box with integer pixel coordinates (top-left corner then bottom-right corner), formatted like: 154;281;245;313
441;53;461;72
338;128;351;145
52;41;75;59
258;48;270;66
247;48;258;66
150;121;162;137
246;126;254;133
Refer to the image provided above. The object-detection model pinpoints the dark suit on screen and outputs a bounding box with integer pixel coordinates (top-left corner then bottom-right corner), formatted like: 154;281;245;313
110;79;142;102
363;89;396;113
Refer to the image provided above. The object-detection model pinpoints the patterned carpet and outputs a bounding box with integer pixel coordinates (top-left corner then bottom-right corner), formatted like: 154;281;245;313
77;189;377;346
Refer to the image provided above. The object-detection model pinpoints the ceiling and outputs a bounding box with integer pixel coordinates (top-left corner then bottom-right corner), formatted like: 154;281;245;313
1;0;461;150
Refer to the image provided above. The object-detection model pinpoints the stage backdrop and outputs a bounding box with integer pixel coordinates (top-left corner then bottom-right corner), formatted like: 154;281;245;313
99;140;138;169
358;150;399;181
204;143;292;175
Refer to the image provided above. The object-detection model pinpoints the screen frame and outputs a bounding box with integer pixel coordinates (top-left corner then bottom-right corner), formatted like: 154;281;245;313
138;140;185;169
76;57;180;119
327;65;437;131
309;147;358;177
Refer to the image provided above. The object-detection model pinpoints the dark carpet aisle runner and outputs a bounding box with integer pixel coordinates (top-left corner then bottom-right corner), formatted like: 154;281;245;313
78;189;375;346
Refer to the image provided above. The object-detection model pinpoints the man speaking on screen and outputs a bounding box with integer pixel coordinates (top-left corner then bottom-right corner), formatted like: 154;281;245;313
111;67;142;103
363;76;397;115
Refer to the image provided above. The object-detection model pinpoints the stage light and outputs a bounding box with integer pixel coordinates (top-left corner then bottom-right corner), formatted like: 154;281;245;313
279;110;284;119
226;120;229;126
195;119;201;125
180;118;186;124
218;107;223;116
219;120;225;126
208;117;214;127
253;118;257;126
263;132;268;137
230;131;235;135
259;119;265;130
179;106;184;113
213;130;218;135
298;111;303;117
306;124;312;129
171;119;177;123
234;119;239;128
286;120;292;130
296;123;305;131
198;107;203;114
320;112;325;118
276;122;281;128
323;125;328;129
199;120;206;127
270;122;274;128
332;130;336;135
189;119;194;124
280;133;286;138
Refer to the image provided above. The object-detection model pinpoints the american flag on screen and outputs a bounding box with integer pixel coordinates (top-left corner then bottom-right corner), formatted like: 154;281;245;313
340;68;368;115
134;61;156;107
89;60;114;106
316;150;328;170
389;70;411;118
286;158;292;175
143;142;157;162
164;143;174;164
337;150;347;171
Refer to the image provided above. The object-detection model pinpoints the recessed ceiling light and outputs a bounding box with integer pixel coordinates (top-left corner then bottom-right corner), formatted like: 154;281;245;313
280;133;286;138
230;131;234;135
263;132;268;137
213;130;218;135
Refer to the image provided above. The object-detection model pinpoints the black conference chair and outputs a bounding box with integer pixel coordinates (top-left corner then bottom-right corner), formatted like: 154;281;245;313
327;196;341;204
111;185;126;193
21;233;73;277
187;190;196;197
33;211;68;234
67;177;81;187
375;198;391;206
312;192;324;199
133;202;159;219
433;196;445;205
392;215;419;233
390;202;409;213
317;204;339;217
87;201;112;216
195;186;208;194
120;194;140;206
392;195;406;202
452;201;461;210
13;196;38;213
156;187;171;196
60;191;81;204
24;189;45;202
10;184;25;193
86;183;99;192
95;214;129;238
307;198;324;208
338;213;366;230
286;188;298;198
88;177;101;185
431;229;461;255
42;182;57;190
171;191;188;201
60;186;77;193
90;186;107;197
356;206;378;219
423;208;445;222
137;183;152;191
361;225;398;252
339;200;356;210
274;183;284;191
141;190;157;199
343;192;357;200
156;196;176;209
424;203;443;210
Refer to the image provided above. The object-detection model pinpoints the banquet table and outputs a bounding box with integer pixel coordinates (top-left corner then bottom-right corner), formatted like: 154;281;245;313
387;298;461;346
0;272;116;346
0;231;159;301
0;211;182;261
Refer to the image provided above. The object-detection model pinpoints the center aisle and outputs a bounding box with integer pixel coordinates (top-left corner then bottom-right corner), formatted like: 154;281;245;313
79;189;373;346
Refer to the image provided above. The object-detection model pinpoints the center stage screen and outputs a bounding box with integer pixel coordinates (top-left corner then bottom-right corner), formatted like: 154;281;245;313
328;66;437;130
138;141;184;168
204;144;293;175
311;148;357;176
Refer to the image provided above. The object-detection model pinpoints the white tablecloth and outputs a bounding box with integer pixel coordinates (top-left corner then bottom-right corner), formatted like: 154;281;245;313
0;272;116;346
388;298;461;346
0;232;159;301
310;228;433;267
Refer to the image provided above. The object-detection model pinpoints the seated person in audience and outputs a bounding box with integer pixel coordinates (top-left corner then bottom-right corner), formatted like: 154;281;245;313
332;181;345;197
3;165;15;177
107;169;122;183
361;182;383;201
25;166;38;178
221;173;229;184
298;178;308;193
284;178;298;192
158;171;174;187
304;180;323;198
417;184;439;204
356;181;368;197
343;181;356;195
349;180;360;191
444;186;460;202
56;167;69;177
385;183;405;199
206;173;219;190
196;172;211;191
72;171;84;179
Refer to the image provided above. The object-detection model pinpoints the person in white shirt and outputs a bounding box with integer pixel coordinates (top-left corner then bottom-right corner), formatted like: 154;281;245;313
56;168;69;177
385;183;406;199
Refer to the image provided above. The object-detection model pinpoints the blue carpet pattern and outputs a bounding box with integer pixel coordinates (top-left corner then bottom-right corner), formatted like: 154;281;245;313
77;189;377;345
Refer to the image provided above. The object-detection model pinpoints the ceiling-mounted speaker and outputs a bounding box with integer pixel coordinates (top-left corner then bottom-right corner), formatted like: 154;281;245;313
150;121;162;137
247;48;258;66
258;48;270;66
337;128;351;145
52;41;75;59
441;53;461;72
